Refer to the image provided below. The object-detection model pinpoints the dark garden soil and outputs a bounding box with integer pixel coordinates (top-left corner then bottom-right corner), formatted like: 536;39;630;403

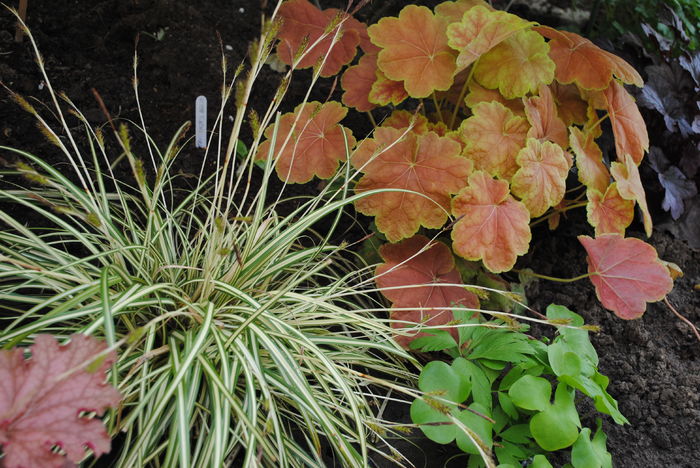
1;1;699;467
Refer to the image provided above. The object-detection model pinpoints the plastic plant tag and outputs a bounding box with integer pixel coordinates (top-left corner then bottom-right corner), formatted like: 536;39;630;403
195;95;207;149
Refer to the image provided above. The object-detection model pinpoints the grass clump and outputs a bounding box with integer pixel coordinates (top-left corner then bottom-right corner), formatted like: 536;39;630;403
0;4;417;467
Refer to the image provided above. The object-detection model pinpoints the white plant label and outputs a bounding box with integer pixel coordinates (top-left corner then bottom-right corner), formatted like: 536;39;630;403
195;95;207;149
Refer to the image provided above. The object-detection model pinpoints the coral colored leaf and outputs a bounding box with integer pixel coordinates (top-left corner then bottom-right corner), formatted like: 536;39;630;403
511;139;570;217
369;68;409;106
587;183;635;236
256;101;355;183
446;6;531;70
435;0;493;24
353;128;472;242
604;80;649;165
464;81;525;116
535;26;643;90
611;153;653;237
381;110;429;134
523;84;568;147
0;334;121;468
341;54;378;112
452;171;532;273
569;127;610;194
460;101;530;179
578;234;673;319
375;235;480;348
368;5;457;98
550;81;588;126
276;0;361;77
474;30;555;99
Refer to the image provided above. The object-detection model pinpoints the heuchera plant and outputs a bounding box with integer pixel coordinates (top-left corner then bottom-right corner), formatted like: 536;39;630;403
0;334;121;468
259;0;676;335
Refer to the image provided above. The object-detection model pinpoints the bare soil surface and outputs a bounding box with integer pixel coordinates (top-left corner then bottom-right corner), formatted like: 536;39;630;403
1;1;698;467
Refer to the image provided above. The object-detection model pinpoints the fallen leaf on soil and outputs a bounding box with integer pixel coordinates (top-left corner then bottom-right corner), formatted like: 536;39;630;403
375;235;480;348
452;171;532;273
0;334;121;468
579;234;674;319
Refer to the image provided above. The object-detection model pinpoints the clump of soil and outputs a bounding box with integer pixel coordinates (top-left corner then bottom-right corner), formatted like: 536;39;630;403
1;1;698;467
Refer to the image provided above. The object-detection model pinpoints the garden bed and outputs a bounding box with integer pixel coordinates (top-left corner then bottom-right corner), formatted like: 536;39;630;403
1;1;698;466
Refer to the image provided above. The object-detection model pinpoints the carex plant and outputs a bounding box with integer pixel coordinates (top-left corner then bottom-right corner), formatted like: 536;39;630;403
0;3;422;467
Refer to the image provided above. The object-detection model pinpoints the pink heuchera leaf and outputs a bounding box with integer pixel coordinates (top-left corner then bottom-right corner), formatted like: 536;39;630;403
0;334;121;468
256;101;356;183
578;234;674;319
341;54;378;112
352;127;472;242
375;235;480;348
276;0;362;77
523;84;568;147
451;171;532;273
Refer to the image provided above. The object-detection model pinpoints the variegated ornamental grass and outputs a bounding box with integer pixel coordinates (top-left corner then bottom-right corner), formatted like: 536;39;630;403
0;4;423;467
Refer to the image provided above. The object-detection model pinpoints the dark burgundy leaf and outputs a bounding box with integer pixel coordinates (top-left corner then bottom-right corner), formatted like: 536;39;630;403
641;23;673;54
679;53;700;87
638;63;695;136
658;166;698;219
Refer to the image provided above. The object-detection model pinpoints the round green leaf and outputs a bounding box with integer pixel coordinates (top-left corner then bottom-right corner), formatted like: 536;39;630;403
419;360;469;403
410;398;456;444
532;454;554;468
508;375;551;411
530;384;580;451
455;403;494;455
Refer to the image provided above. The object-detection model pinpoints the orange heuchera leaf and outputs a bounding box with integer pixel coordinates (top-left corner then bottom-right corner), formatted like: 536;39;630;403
460;101;530;179
550;81;588;126
256;101;355;183
611;153;652;237
276;0;362;77
451;171;532;273
587;183;635;236
368;5;457;98
569;126;610;193
604;80;649;165
511;138;570;217
474;29;555;99
523;84;568;147
547;200;567;230
341;54;378;112
535;26;643;91
578;234;673;319
0;334;121;468
381;110;429;134
464;81;525;116
446;5;531;70
369;68;409;106
353;128;472;242
375;235;480;348
435;0;493;23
